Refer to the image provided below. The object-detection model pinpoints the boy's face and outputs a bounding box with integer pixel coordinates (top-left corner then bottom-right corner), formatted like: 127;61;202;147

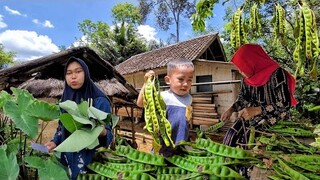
165;66;194;96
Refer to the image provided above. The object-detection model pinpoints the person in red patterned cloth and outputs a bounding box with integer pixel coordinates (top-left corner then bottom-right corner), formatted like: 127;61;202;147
221;44;297;147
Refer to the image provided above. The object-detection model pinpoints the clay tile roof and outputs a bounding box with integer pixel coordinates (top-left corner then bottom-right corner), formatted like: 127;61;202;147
115;32;224;75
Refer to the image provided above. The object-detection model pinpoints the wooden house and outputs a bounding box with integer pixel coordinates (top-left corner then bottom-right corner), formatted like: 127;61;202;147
116;33;241;127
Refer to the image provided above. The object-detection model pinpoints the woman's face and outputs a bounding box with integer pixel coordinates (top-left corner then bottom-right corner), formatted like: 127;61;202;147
65;61;85;89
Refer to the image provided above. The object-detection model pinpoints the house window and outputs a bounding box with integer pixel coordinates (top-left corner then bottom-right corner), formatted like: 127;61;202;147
196;75;213;92
158;74;166;86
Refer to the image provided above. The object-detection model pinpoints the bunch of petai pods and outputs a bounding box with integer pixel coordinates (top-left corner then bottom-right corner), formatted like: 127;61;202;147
293;2;319;78
143;75;174;152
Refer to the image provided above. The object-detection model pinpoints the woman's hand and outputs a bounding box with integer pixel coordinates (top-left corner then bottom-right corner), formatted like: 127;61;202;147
238;107;262;120
221;107;234;121
45;141;57;152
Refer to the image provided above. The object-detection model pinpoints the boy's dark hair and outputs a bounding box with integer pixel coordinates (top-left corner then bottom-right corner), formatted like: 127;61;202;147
167;58;194;75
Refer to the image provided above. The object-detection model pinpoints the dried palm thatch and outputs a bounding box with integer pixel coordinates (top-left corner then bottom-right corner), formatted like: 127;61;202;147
96;78;129;97
18;77;130;98
19;78;63;98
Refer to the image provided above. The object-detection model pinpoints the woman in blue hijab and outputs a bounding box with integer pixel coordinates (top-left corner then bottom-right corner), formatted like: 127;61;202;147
45;57;113;180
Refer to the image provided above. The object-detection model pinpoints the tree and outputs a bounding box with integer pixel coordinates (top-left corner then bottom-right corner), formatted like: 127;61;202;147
139;0;196;43
112;22;147;64
0;44;15;69
112;2;142;25
77;3;147;65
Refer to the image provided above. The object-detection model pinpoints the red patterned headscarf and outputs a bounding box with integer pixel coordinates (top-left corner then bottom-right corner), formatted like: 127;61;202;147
231;44;297;106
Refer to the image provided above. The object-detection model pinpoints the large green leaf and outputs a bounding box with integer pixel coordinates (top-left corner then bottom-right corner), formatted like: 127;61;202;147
25;100;60;121
0;90;12;108
72;114;94;127
59;100;80;116
38;160;69;180
86;139;99;150
11;87;34;111
59;113;83;133
78;100;89;118
25;156;69;180
24;156;46;169
54;126;103;152
3;100;38;138
6;138;20;155
88;106;109;121
0;145;19;180
60;100;93;127
111;114;119;129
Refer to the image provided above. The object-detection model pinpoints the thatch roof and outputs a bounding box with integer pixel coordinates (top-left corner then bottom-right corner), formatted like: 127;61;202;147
0;46;138;101
18;78;130;99
19;78;64;98
115;33;226;75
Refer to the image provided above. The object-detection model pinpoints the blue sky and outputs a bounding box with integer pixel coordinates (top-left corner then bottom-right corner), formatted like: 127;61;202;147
0;0;226;61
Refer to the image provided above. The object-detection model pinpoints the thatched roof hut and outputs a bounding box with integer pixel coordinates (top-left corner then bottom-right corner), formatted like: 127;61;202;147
0;46;138;101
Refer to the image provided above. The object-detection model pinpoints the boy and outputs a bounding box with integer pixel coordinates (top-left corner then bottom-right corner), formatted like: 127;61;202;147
137;58;194;155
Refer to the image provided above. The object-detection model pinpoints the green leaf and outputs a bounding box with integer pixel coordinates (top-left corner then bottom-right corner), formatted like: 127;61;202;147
38;160;69;180
78;100;89;118
88;106;109;121
60;100;93;127
6;138;20;155
86;139;99;150
25;100;60;121
3;100;38;138
24;156;46;169
11;87;34;111
59;100;79;115
111;114;119;129
25;156;69;180
0;145;19;180
54;126;103;152
72;115;94;127
59;113;83;133
0;90;12;108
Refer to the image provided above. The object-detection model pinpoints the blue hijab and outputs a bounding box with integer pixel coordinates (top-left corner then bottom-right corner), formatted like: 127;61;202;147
61;57;106;105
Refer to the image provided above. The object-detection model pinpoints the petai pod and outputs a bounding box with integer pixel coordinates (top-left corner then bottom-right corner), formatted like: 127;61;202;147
115;145;165;166
104;162;156;173
195;138;254;159
157;173;201;180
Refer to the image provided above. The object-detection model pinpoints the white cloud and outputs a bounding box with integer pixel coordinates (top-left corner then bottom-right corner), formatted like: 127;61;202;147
137;25;158;42
72;35;90;47
4;6;26;17
0;14;7;28
33;19;54;28
32;19;40;24
43;20;54;28
0;30;59;61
